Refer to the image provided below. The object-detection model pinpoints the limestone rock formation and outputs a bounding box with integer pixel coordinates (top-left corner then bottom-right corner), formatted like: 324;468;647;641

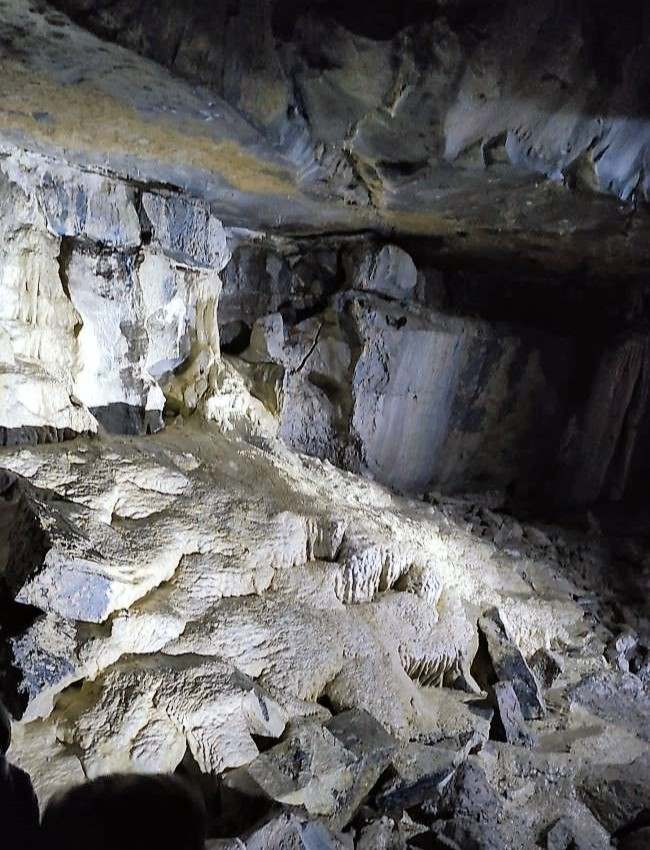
0;150;228;440
0;2;648;848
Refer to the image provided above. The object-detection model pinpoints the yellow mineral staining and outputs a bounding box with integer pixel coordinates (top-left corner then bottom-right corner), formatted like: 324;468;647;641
0;59;295;197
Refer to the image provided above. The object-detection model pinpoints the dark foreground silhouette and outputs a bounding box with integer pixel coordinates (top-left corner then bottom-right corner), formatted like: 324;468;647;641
1;697;207;850
41;772;207;850
0;701;40;849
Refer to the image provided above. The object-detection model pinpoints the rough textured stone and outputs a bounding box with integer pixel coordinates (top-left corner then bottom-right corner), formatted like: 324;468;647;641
324;709;398;828
56;654;286;778
224;723;358;819
0;7;648;844
605;629;639;673
528;649;564;690
245;813;348;850
489;682;536;748
245;285;574;497
40;0;650;278
437;761;502;823
568;672;650;743
578;755;650;834
477;608;546;720
0;150;227;437
375;744;461;813
356;817;408;850
545;816;602;850
141;193;230;271
225;711;397;829
0;168;97;438
344;245;418;301
4;474;193;627
0;419;588;815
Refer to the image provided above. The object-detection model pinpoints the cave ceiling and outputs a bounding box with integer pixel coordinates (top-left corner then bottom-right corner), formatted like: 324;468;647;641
0;0;646;278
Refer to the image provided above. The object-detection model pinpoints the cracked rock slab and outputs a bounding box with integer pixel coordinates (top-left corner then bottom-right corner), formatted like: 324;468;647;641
54;654;286;778
478;607;546;721
4;474;190;624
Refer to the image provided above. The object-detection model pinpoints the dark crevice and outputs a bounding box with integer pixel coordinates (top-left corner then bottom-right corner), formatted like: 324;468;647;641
274;0;445;41
250;734;280;753
56;237;74;301
469;624;496;695
316;692;339;715
220;321;252;355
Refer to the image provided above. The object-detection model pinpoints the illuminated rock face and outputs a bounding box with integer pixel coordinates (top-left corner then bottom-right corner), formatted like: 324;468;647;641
1;416;648;850
0;152;228;439
38;0;650;276
0;4;648;850
232;244;650;504
0;423;591;791
0;0;647;494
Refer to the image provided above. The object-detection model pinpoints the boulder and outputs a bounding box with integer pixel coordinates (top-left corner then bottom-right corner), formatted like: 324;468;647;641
545;816;603;850
245;813;349;850
477;608;546;720
224;723;358;821
489;682;536;748
436;761;502;823
325;710;398;828
435;819;510;850
578;754;650;834
528;649;564;689
225;711;397;830
568;672;650;743
356;816;409;850
375;744;461;813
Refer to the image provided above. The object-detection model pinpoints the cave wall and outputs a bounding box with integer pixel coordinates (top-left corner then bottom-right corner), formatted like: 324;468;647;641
0;0;648;505
0;151;227;439
1;147;648;505
227;241;650;503
52;0;650;213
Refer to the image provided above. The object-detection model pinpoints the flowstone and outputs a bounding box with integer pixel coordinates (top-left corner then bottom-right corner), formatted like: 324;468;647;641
0;417;594;805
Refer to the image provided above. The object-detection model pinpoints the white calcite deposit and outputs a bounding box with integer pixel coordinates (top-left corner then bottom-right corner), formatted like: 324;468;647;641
1;408;638;810
0;150;228;440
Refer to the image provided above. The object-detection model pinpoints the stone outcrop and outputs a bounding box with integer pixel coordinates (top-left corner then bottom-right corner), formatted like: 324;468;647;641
0;151;228;440
239;265;573;496
0;2;648;849
0;414;647;849
0;2;648;501
223;239;650;503
41;0;650;279
477;607;546;721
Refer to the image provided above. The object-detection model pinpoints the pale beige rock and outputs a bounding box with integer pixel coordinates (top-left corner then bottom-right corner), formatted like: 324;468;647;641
0;412;595;797
54;654;286;778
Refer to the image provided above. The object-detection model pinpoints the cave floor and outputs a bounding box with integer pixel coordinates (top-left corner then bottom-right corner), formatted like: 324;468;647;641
1;417;648;848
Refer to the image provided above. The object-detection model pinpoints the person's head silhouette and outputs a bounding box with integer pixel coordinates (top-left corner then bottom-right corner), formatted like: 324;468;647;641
0;700;11;756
